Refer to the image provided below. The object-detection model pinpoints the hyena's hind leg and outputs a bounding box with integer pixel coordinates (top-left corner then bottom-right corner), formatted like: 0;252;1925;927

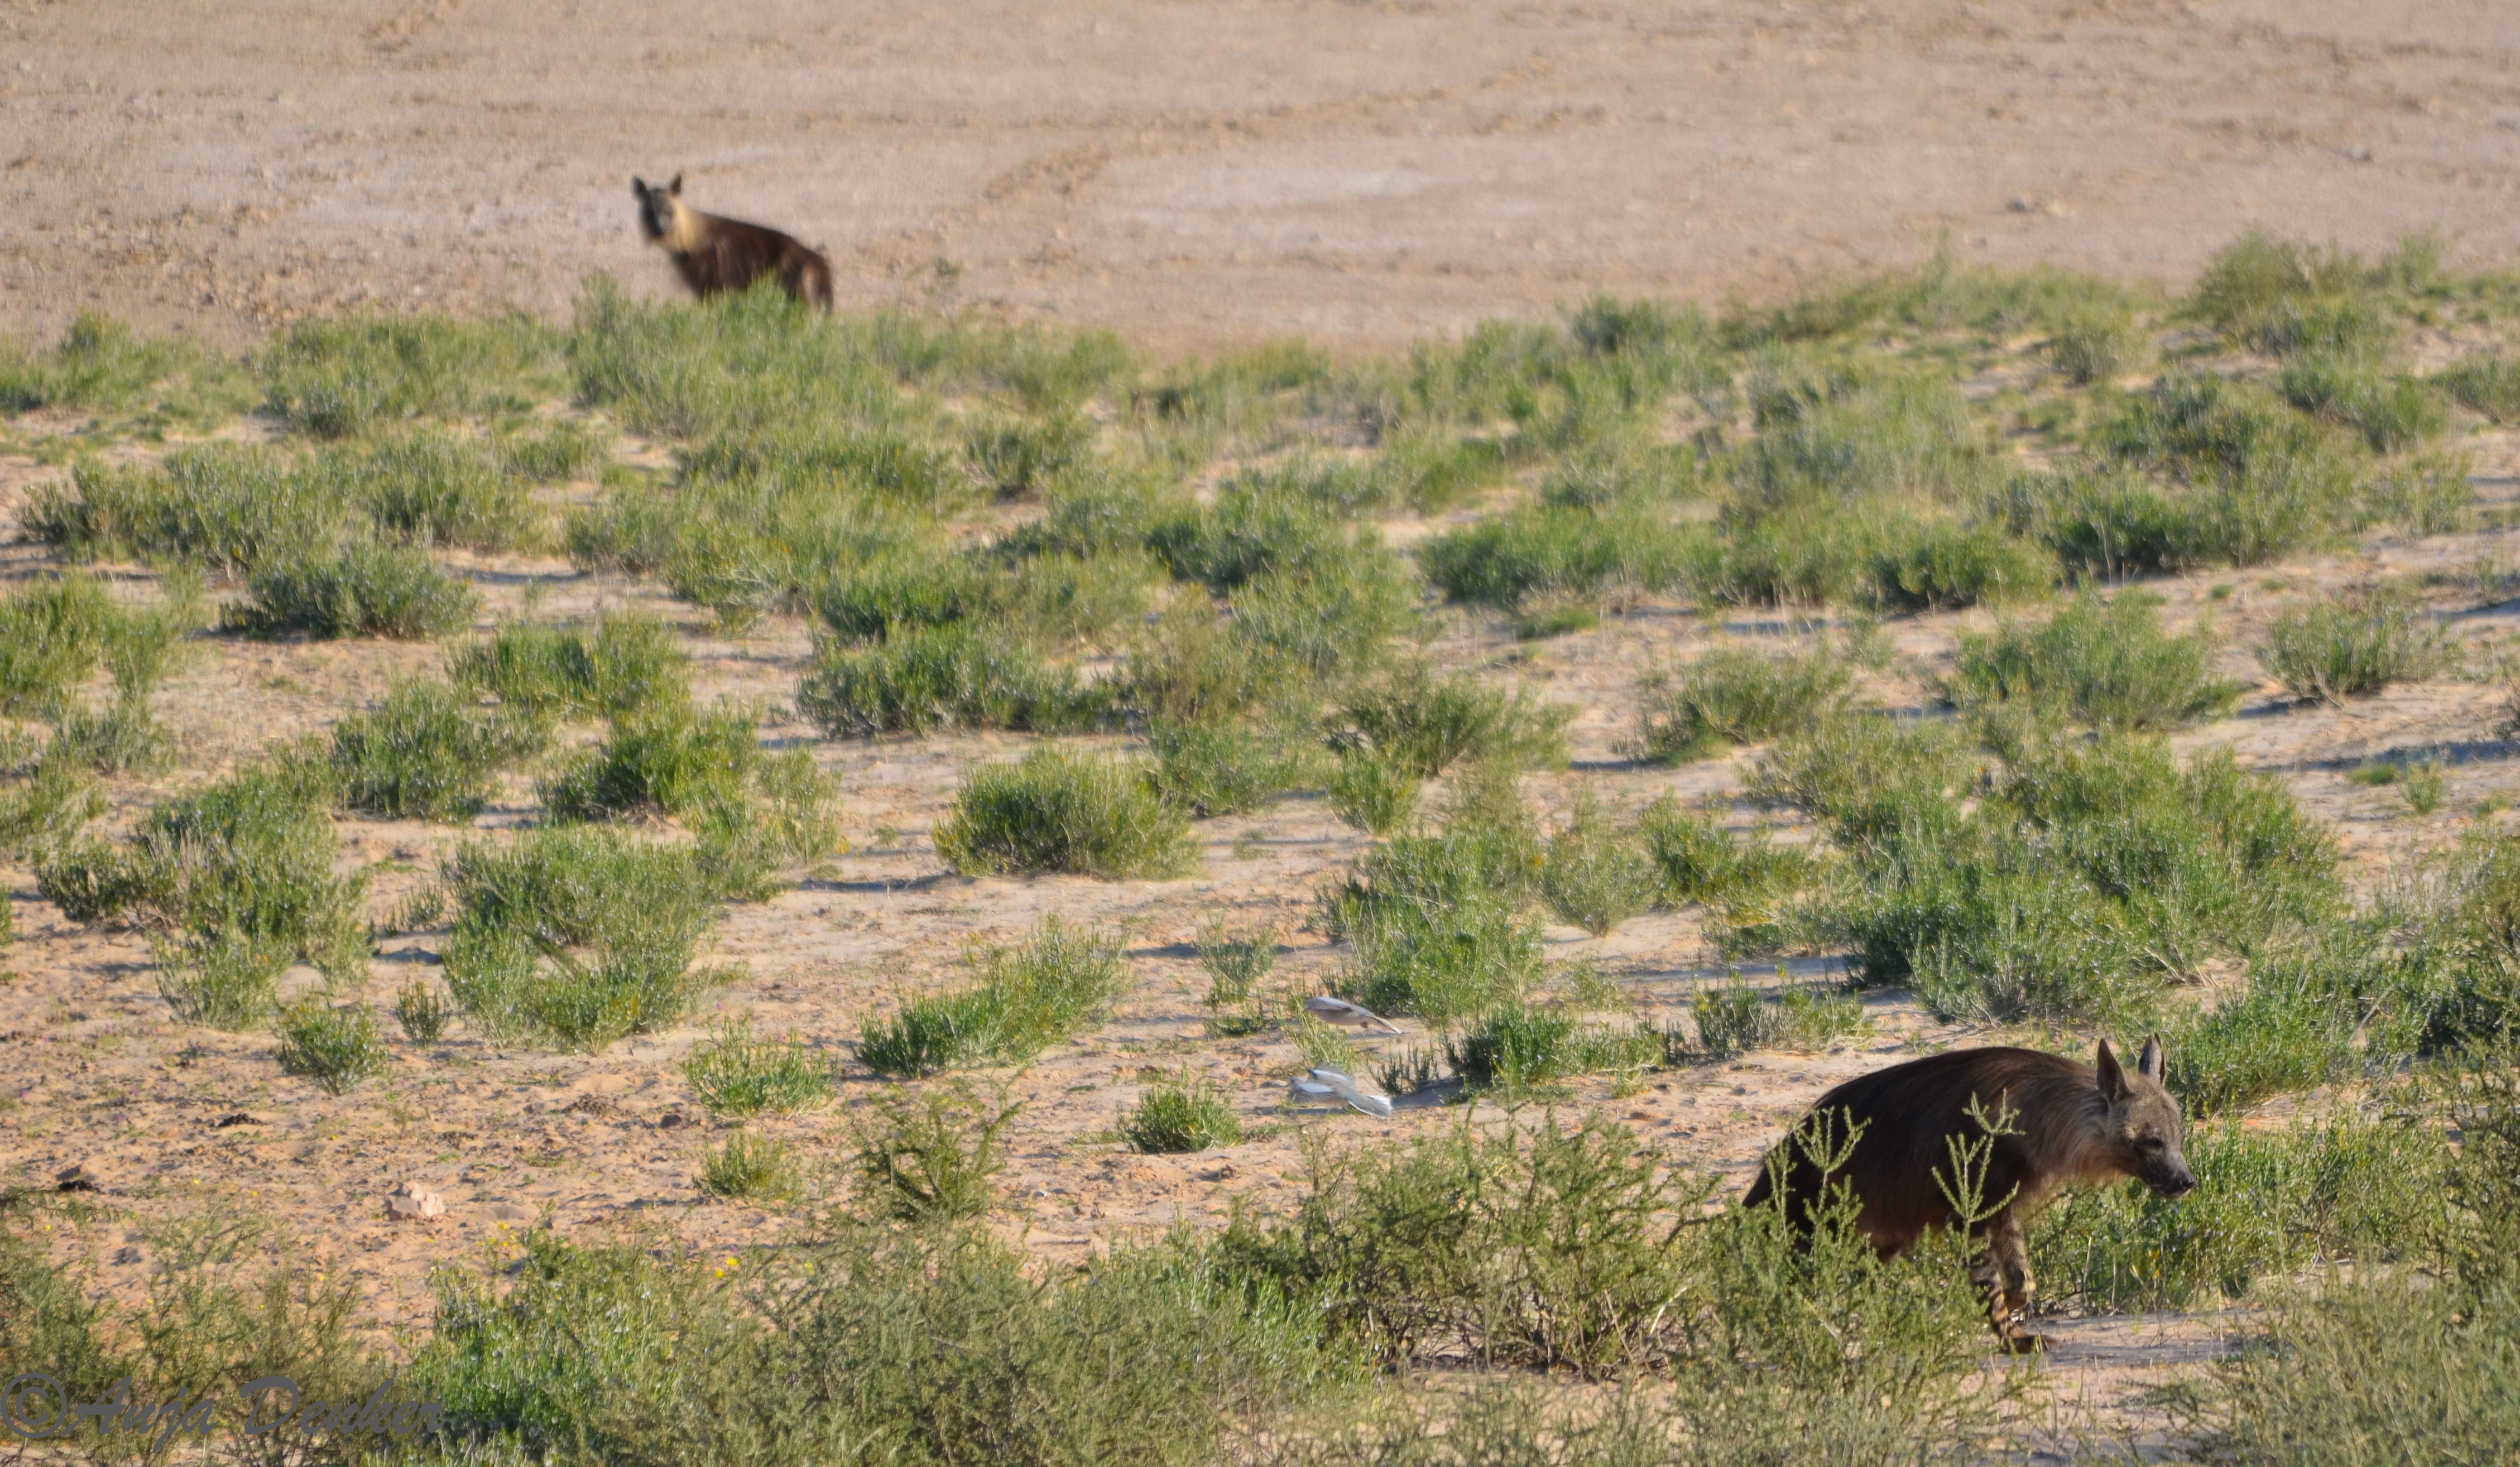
1971;1211;2042;1353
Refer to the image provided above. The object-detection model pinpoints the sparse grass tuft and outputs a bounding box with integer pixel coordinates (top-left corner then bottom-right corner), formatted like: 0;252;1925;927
2438;350;2520;423
1326;748;1421;835
1336;661;1572;777
698;1131;802;1204
1444;1003;1659;1091
1539;791;1659;936
933;745;1198;879
1122;1070;1243;1153
1637;646;1851;764
275;999;388;1094
798;623;1085;737
393;979;452;1045
2259;586;2454;702
450;611;690;725
1197;922;1278;1009
851;1081;1020;1223
683;1016;835;1117
1683;972;1871;1059
1146;716;1322;817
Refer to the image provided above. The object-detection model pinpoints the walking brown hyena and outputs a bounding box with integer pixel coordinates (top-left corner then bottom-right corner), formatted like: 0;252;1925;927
630;174;833;311
1743;1038;2196;1351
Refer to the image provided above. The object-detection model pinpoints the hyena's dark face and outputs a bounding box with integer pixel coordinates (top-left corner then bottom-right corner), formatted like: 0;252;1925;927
630;176;678;242
2101;1036;2197;1199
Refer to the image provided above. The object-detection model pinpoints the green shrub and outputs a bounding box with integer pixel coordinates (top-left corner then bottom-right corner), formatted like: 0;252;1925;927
964;408;1091;498
1637;647;1851;764
1418;503;1699;609
499;417;612;482
1683;972;1870;1058
563;469;678;574
1146;716;1322;817
24;444;343;577
1217;1110;1716;1374
274;1000;388;1094
48;763;371;994
2192;230;2403;359
851;1083;1023;1223
1795;731;2341;1023
394;978;452;1044
1325;830;1545;1025
540;701;759;822
857;916;1129;1076
2364;450;2472;537
698;1131;802;1204
2031;1107;2445;1312
1122;1070;1244;1153
2259;586;2454;701
1539;791;1658;936
449;611;690;724
2044;304;2144;385
1327;749;1422;836
438;825;725;1052
1444;1004;1659;1090
1336;661;1571;778
44;696;171;776
1227;552;1419;682
330;430;541;551
683;1016;835;1117
933;745;1198;879
151;930;291;1030
329;677;540;821
1197;922;1278;1009
1943;592;2240;730
2279;358;2447;453
0;312;253;424
1636;795;1820;912
1147;485;1350;591
1867;521;2053;612
261;310;561;436
2437;350;2520;423
223;540;479;641
798;622;1084;737
2162;960;2361;1117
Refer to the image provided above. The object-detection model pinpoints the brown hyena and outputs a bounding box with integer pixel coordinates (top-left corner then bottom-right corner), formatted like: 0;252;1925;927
1742;1038;2196;1351
630;173;833;311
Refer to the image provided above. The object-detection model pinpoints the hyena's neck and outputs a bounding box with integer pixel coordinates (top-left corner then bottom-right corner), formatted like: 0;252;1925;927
656;203;705;253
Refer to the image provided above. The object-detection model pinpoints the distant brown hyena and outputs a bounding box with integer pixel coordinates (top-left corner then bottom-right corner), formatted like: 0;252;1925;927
630;173;832;311
1743;1038;2196;1350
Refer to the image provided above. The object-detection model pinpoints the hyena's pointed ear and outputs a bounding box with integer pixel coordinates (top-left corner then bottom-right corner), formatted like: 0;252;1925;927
2095;1038;2129;1102
2138;1035;2166;1083
631;176;645;196
668;172;683;196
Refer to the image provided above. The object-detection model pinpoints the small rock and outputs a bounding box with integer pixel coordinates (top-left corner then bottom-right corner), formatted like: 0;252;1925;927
111;1245;145;1266
212;1112;261;1128
56;1163;100;1193
654;1110;687;1130
386;1181;445;1220
1196;1164;1239;1182
488;1203;535;1223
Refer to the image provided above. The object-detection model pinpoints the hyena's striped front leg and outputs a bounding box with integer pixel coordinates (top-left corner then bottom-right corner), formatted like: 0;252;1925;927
1974;1211;2042;1353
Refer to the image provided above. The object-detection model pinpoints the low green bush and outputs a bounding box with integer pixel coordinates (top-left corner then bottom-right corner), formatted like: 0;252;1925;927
2044;304;2145;385
26;445;341;576
261;309;562;436
850;1082;1024;1223
857;916;1127;1076
2259;586;2454;701
1943;592;2240;731
274;999;388;1094
1868;520;2053;612
1443;1004;1658;1091
1637;646;1851;764
797;622;1086;737
2191;230;2404;360
449;611;690;725
1324;828;1545;1026
394;978;453;1044
2437;349;2520;423
1122;1070;1244;1153
499;417;612;482
539;701;759;821
1683;972;1871;1059
2279;358;2447;453
223;540;479;641
1417;503;1699;609
698;1131;803;1204
437;825;726;1052
1146;716;1323;817
1539;791;1658;936
1336;661;1572;778
1326;748;1421;835
329;677;541;821
0;312;253;424
684;1016;836;1117
1197;922;1279;1009
933;745;1198;879
329;430;541;551
1635;795;1820;912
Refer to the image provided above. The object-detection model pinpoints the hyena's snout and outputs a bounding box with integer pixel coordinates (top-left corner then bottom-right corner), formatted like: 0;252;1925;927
2148;1158;2199;1199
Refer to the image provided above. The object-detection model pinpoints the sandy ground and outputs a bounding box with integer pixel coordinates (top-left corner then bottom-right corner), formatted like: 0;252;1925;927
3;1;2519;354
8;0;2520;1445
